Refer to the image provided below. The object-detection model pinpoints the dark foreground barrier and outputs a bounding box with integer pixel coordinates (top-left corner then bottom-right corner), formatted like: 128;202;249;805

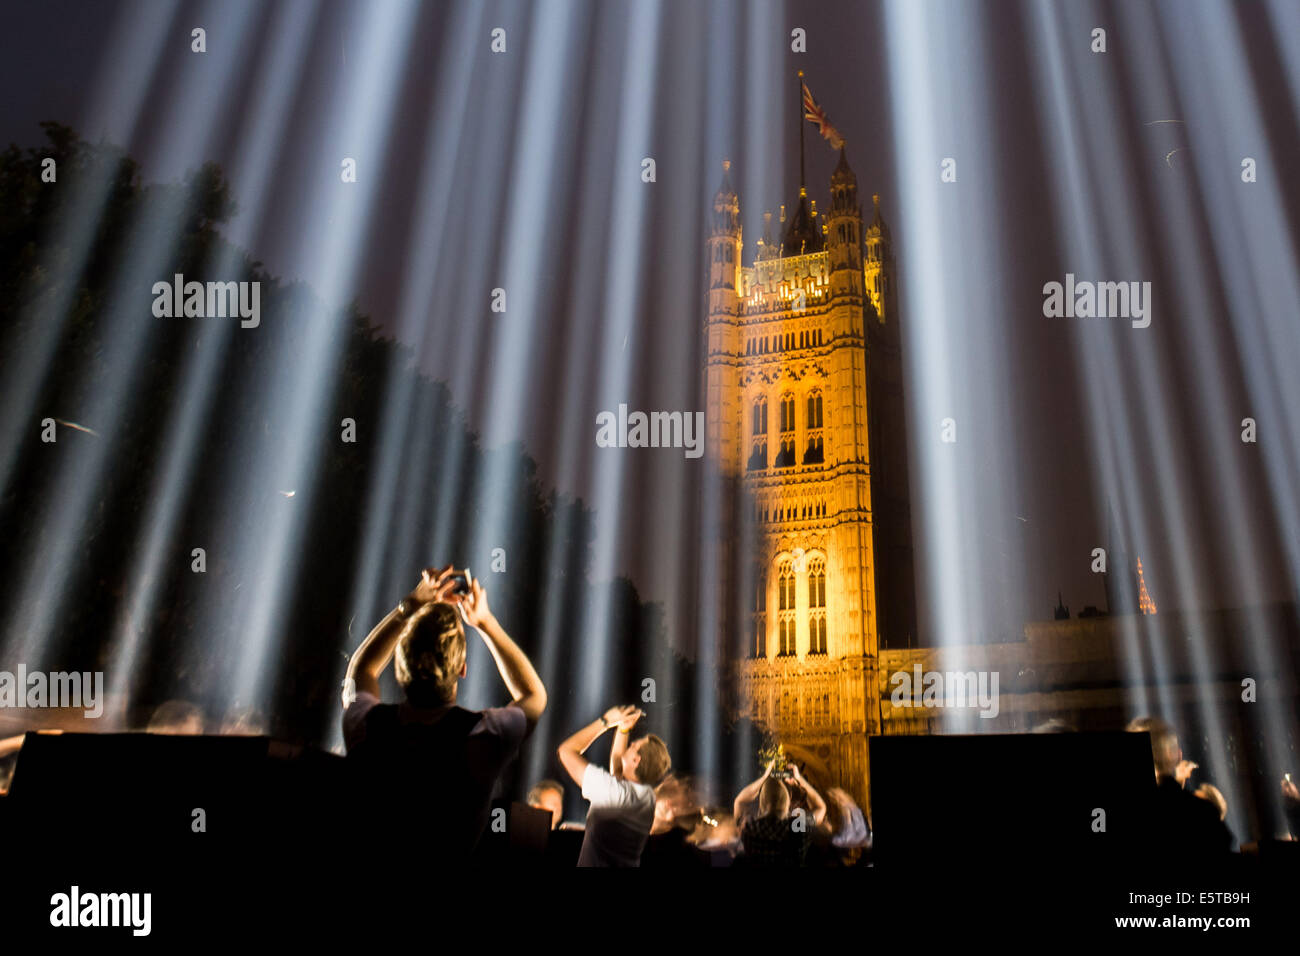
0;730;1291;939
3;732;346;874
870;731;1159;868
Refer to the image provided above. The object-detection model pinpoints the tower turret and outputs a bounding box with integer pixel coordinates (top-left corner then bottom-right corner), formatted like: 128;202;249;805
703;160;745;473
826;147;864;295
863;192;893;322
708;160;742;295
781;186;824;257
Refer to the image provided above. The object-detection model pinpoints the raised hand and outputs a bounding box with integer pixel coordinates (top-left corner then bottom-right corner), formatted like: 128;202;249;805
1282;776;1299;803
603;704;640;728
455;577;494;630
408;565;456;606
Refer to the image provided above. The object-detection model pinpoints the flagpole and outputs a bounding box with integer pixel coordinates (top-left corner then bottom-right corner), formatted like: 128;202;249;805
797;70;806;190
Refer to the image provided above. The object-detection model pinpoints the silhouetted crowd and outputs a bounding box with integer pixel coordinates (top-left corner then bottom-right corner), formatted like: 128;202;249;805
3;564;1298;869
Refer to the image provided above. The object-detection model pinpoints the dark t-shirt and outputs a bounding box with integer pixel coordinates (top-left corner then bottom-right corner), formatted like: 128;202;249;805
641;826;710;869
739;814;812;866
1150;777;1234;855
343;692;527;859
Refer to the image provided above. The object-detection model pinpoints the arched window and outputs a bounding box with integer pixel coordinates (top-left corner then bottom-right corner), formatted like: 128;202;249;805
809;615;827;655
752;566;767;658
809;557;827;657
748;397;768;472
804;390;824;465
775;394;796;468
806;391;824;429
808;558;826;608
777;560;797;656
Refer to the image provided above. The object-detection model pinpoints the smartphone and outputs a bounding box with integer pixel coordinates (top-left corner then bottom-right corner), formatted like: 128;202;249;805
448;568;473;595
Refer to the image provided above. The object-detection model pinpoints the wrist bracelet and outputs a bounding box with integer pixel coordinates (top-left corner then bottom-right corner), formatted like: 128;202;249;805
617;727;630;735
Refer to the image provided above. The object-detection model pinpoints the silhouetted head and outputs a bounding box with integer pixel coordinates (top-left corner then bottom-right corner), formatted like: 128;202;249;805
1194;783;1227;821
527;779;565;829
1127;716;1181;780
758;776;791;819
653;774;699;830
146;699;205;735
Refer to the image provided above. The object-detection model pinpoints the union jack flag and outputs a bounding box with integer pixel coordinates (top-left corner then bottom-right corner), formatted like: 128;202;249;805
802;80;844;150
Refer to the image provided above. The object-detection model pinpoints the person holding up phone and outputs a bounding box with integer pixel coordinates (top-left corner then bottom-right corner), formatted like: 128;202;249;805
341;565;547;861
732;758;826;866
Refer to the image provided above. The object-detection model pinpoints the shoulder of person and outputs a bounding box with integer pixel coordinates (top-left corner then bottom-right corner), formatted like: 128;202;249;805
341;691;386;751
345;690;382;712
474;704;528;739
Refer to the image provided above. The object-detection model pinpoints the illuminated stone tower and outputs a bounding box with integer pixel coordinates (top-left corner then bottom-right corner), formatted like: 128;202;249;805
703;152;914;807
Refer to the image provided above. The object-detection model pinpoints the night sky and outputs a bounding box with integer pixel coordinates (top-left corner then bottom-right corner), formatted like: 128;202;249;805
3;0;1296;651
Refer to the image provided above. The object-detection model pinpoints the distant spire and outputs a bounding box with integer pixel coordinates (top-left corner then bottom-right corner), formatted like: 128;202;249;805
1054;591;1069;620
1136;558;1157;615
831;145;855;184
711;160;739;235
717;158;736;196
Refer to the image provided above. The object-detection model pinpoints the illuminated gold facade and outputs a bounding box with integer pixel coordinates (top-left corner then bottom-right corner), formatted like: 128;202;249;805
704;155;915;806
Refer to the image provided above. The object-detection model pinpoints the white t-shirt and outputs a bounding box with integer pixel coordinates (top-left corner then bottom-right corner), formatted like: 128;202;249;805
577;764;656;867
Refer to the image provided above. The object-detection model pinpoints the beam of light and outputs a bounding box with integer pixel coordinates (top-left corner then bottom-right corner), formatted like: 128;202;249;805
7;1;262;672
1021;1;1157;718
217;0;425;709
107;0;324;711
882;0;1028;664
458;0;586;717
1151;0;1300;837
1022;0;1300;840
338;0;486;725
708;0;786;801
5;0;1296;844
563;0;664;720
0;4;175;507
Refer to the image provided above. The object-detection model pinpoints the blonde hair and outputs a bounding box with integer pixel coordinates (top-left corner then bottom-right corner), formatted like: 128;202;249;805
758;776;791;819
394;603;466;706
635;734;672;786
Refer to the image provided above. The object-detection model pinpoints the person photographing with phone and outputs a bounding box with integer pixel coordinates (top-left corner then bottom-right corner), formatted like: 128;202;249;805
733;758;827;866
342;565;547;861
557;704;671;866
